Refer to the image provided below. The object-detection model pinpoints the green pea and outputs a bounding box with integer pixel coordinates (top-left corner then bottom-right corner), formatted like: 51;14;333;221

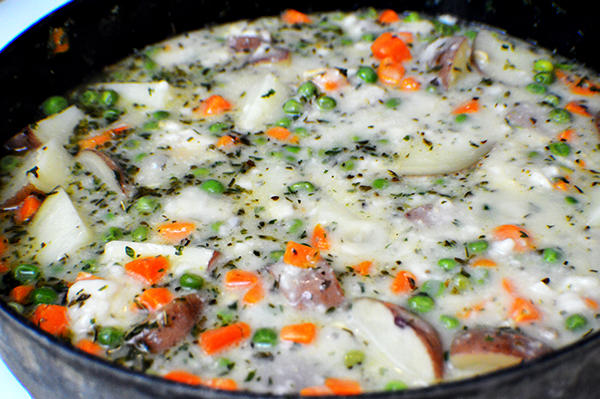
526;83;547;95
0;155;21;172
192;167;210;178
298;81;318;99
421;279;444;297
534;59;554;73
288;219;303;234
426;85;439;94
357;66;377;84
252;328;278;347
131;225;150;242
79;90;100;107
361;33;376;42
548;142;570;157
542;94;561;107
211;221;224;233
439;315;460;329
153;110;170;120
438;258;457;271
549;108;571;123
201;179;225;194
289;181;316;193
384;380;408;391
316;95;337;111
276;117;292;128
534;72;554;85
97;326;124;348
12;264;40;284
135;196;159;215
103;227;124;242
209;122;231;134
565;196;578;205
294;127;309;137
31;287;58;305
542;247;561;263
403;11;422;22
466;240;489;254
341;160;354;171
455;113;468;123
103;108;122;122
41;96;68;116
372;178;389;190
100;90;120;107
343;350;365;368
283;99;304;115
180;273;205;290
565;314;587;331
451;273;472;293
385;98;401;109
407;294;435;313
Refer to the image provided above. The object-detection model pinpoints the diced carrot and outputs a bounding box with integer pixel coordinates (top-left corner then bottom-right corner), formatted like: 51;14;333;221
164;370;202;385
78;131;112;150
0;261;9;274
10;285;34;304
196;95;232;117
378;9;400;24
157;221;196;243
51;27;69;54
377;57;406;86
15;194;42;223
0;236;8;255
509;297;541;323
575;158;587;168
470;258;497;268
136;287;174;311
457;301;487;319
491;224;535;252
312;68;348;92
558;129;575;142
199;322;251;355
501;277;517;296
565;100;591;116
74;271;102;282
216;135;237;148
390;270;417;294
224;270;259;289
280;322;317;344
282;9;312;24
324;378;363;395
371;32;411;63
552;177;570;191
266;126;299;144
352;260;373;276
242;281;265;305
452;99;480;114
75;339;103;356
202;377;238;391
283;241;320;268
300;386;333;396
125;255;169;286
583;296;600;310
311;224;331;250
396;31;414;44
555;69;600;96
400;76;421;91
31;304;69;336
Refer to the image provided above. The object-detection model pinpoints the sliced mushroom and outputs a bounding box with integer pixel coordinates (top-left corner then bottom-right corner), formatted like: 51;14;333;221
267;257;345;310
351;297;444;383
449;327;552;374
4;127;43;153
127;293;203;353
247;44;290;65
404;201;455;227
75;149;133;198
228;35;264;52
422;37;471;90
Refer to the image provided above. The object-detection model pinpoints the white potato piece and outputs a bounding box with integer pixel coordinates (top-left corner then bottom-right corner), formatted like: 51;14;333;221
449;328;552;374
67;278;119;335
351;297;444;384
162;186;234;223
235;72;289;132
96;81;174;110
28;188;93;264
101;240;217;276
0;139;74;207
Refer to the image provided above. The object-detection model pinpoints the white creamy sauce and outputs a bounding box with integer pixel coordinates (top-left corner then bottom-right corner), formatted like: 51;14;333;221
1;8;600;394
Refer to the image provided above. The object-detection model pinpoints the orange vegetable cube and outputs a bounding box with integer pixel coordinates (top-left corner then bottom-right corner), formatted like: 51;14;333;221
163;370;202;385
371;32;411;63
391;270;417;294
199;322;251;355
282;9;312;24
280;322;317;344
137;287;174;311
31;304;69;336
378;9;400;24
125;256;169;286
283;241;320;268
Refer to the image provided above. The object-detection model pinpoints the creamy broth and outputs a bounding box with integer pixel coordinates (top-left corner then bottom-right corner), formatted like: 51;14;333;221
1;8;600;394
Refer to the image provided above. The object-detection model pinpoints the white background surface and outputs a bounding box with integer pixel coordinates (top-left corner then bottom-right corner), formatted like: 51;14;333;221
0;1;73;397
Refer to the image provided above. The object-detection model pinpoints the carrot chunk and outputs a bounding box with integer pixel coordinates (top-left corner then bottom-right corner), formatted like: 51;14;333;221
470;258;497;268
390;270;417;294
199;322;251;355
136;287;174;311
352;260;373;276
311;224;331;250
224;270;259;289
324;378;363;395
31;304;69;336
75;339;103;356
15;194;42;223
125;256;169;286
400;76;421;91
216;135;238;148
300;386;334;396
164;370;202;385
371;32;411;63
378;9;400;24
283;241;320;268
196;95;232;117
509;297;542;323
565;100;591;116
282;9;312;24
242;282;265;305
202;377;238;391
377;57;406;86
280;322;317;344
266;126;299;144
491;224;535;251
157;221;196;243
10;285;34;304
452;99;480;114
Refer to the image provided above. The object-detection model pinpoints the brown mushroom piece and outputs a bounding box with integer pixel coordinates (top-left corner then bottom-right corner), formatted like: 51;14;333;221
266;257;345;310
404;201;456;227
127;293;203;353
449;327;552;374
351;297;444;383
228;35;264;52
75;149;133;198
4;127;43;153
422;36;471;90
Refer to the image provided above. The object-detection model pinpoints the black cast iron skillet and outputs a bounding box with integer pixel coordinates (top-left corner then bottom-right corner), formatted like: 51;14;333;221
1;1;600;398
